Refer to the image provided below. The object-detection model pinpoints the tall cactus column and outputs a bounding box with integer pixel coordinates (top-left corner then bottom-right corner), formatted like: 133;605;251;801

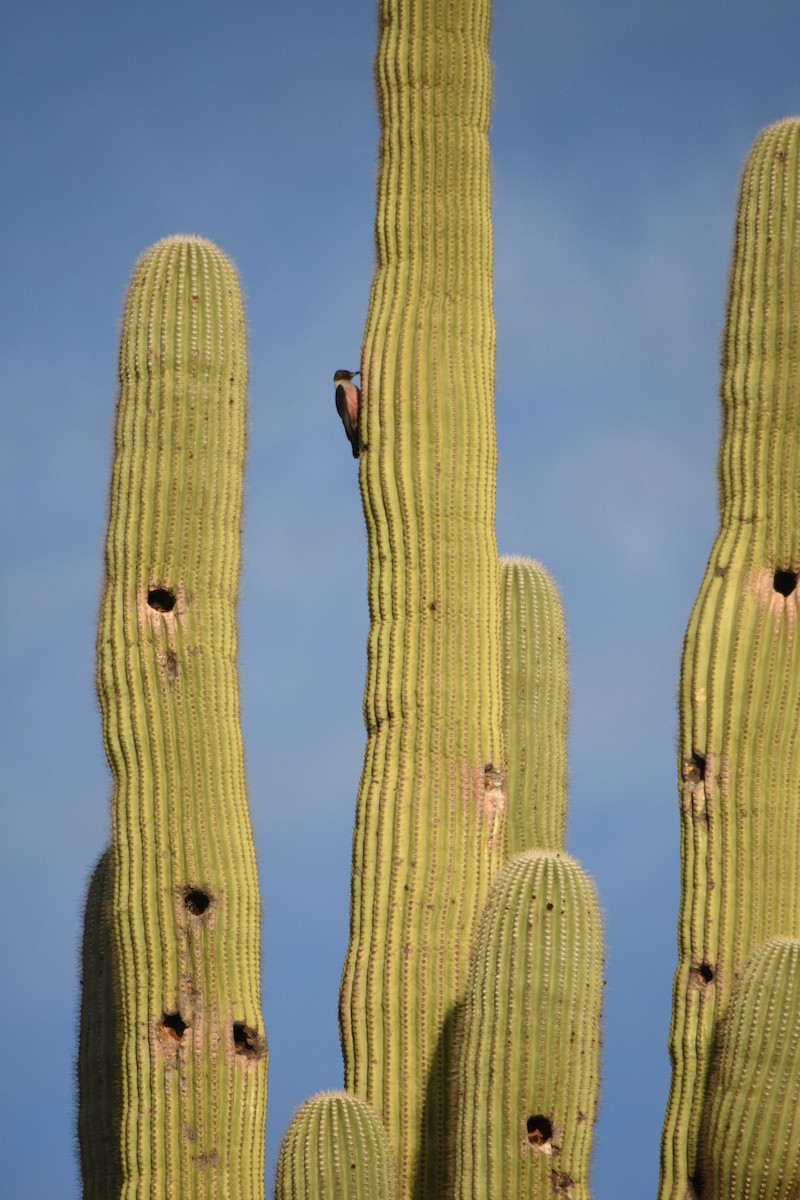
338;1;504;1196
86;236;267;1199
660;119;800;1199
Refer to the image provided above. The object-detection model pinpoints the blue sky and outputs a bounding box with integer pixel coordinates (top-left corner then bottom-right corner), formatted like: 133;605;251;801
3;2;800;1196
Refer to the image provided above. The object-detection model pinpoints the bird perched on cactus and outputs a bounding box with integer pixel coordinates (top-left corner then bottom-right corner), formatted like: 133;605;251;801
334;369;361;458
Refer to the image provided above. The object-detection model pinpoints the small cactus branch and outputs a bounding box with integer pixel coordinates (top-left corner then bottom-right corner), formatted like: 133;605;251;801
660;119;800;1198
274;1092;398;1200
453;851;603;1200
501;556;568;854
698;938;800;1199
87;236;267;1198
339;0;504;1194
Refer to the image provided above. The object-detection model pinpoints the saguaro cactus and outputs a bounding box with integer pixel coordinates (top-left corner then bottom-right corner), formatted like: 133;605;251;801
338;0;504;1194
275;1092;397;1200
452;561;600;1198
660;118;800;1198
82;236;267;1199
453;850;603;1200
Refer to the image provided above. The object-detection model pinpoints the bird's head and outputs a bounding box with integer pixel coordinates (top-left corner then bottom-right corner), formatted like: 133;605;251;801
333;369;360;384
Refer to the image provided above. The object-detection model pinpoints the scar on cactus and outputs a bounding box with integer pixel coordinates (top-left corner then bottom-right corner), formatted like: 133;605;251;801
690;963;714;990
526;1114;554;1151
147;586;177;612
159;1012;187;1044
773;568;798;596
182;886;212;916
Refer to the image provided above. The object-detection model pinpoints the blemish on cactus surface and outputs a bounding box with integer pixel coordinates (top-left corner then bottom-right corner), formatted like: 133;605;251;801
184;888;211;916
159;1012;187;1043
232;1022;264;1060
689;1168;704;1196
484;763;504;788
479;762;507;852
773;568;798;596
147;586;177;613
689;962;715;991
164;649;179;686
482;763;507;816
682;754;706;785
526;1114;553;1149
551;1167;575;1195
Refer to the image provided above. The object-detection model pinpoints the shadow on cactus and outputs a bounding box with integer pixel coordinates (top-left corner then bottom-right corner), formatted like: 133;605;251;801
77;848;122;1199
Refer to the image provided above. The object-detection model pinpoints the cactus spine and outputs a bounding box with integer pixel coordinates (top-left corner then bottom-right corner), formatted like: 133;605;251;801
501;557;568;854
85;236;267;1199
453;851;603;1200
660;119;800;1198
274;1092;398;1200
338;0;504;1194
697;937;800;1199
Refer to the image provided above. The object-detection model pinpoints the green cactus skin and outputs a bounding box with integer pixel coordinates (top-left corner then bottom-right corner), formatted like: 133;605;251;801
453;851;603;1200
660;119;800;1199
696;938;800;1200
501;557;568;855
274;1092;398;1200
88;236;267;1199
338;0;504;1194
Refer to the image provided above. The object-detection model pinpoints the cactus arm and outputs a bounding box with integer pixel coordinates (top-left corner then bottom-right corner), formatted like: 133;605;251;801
501;556;569;854
453;851;603;1200
660;119;800;1199
87;236;267;1199
274;1092;397;1200
339;0;504;1194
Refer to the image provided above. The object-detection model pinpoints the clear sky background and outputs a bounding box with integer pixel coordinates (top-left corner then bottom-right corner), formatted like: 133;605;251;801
3;2;800;1196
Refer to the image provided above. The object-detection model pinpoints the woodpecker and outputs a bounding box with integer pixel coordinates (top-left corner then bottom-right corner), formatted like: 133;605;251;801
334;369;361;458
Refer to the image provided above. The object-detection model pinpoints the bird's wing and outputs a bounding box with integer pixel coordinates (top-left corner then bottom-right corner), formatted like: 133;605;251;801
337;383;357;443
335;384;351;429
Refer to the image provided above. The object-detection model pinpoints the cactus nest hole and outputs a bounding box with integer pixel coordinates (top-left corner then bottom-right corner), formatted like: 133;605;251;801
184;888;211;916
148;587;177;612
233;1022;264;1059
697;962;714;985
683;753;706;784
526;1115;552;1148
773;569;798;596
160;1012;187;1042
